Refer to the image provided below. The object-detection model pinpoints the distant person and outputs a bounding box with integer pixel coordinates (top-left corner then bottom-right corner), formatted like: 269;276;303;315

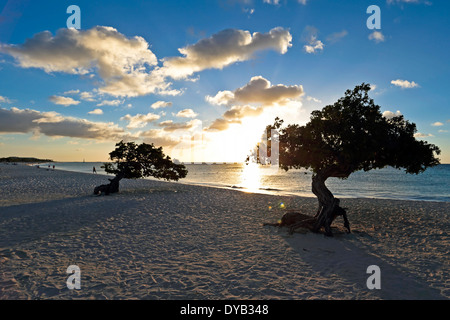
93;166;97;174
53;165;55;170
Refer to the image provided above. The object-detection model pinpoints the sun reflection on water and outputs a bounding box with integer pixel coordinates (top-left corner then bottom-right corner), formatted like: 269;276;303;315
240;162;262;192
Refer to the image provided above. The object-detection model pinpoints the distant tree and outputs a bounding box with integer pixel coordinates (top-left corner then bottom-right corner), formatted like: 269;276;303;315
260;83;441;236
94;141;188;195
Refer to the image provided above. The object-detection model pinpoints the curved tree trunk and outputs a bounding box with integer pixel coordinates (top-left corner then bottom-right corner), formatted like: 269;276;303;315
94;173;124;195
311;171;351;236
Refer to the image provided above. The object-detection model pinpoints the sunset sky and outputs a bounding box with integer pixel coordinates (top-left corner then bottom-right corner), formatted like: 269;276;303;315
0;0;449;163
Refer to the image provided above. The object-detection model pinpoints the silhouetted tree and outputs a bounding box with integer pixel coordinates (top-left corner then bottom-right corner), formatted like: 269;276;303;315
261;83;440;236
94;141;188;195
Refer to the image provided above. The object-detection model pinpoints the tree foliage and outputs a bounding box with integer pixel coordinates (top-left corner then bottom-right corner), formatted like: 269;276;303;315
102;140;188;181
268;83;440;179
259;83;441;235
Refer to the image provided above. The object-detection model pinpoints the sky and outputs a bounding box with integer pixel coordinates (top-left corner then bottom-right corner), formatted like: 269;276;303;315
0;0;449;163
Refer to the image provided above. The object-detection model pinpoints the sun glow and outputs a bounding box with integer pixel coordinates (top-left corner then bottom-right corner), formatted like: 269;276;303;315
240;161;262;192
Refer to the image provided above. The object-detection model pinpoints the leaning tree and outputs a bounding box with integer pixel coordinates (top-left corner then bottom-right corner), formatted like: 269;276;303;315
260;83;440;236
94;140;188;195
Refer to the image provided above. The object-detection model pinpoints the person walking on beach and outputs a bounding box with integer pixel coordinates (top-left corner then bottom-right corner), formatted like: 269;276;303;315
93;166;97;174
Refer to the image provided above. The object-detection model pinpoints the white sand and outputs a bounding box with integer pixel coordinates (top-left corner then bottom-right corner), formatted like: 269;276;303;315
0;163;448;300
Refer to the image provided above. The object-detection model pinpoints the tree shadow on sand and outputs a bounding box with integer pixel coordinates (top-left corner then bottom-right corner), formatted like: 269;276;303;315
277;227;445;299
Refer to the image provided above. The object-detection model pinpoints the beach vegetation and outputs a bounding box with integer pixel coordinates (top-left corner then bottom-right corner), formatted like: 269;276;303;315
94;140;188;195
261;83;441;235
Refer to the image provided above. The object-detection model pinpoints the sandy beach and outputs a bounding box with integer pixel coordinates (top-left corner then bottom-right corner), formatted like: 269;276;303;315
0;163;448;300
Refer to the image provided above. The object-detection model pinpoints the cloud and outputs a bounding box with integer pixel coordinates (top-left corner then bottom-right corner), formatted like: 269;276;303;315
382;110;402;119
0;107;126;140
391;79;419;88
120;112;160;129
139;129;181;148
306;96;321;103
326;30;348;44
414;132;434;138
0;26;170;98
80;91;96;101
151;101;173;109
96;99;123;106
0;95;12;104
1;26;293;98
158;119;201;132
63;89;80;95
175;108;198;118
304;39;324;53
205;76;304;131
431;122;443;126
368;31;385;43
206;118;242;131
88;108;103;115
223;105;264;119
438;129;448;133
302;26;324;54
207;76;304;106
49;95;80;106
160;27;292;79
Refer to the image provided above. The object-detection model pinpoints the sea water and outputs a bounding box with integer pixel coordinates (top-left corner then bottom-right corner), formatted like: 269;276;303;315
41;162;450;202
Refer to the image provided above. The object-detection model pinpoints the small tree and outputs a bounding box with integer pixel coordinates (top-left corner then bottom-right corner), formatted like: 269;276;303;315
94;140;188;195
262;83;440;236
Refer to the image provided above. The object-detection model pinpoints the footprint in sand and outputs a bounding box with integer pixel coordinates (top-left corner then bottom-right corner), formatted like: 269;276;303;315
13;250;30;259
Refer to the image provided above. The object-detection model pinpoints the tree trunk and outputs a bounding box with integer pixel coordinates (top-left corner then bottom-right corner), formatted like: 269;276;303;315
94;173;124;195
311;171;351;236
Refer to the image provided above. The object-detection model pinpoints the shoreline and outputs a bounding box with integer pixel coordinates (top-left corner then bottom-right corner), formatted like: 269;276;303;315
0;164;449;300
19;162;450;203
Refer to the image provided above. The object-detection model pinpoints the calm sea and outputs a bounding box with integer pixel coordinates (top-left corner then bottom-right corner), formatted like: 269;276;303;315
40;162;450;202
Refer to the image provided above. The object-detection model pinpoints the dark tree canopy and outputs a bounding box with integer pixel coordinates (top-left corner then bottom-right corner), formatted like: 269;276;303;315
269;83;440;177
103;140;188;181
260;83;441;236
94;141;187;195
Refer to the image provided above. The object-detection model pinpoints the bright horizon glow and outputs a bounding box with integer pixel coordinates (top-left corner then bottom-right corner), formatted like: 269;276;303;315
0;1;449;163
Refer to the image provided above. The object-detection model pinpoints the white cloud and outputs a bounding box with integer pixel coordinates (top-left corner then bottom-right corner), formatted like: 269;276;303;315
207;76;304;106
304;39;324;53
80;91;96;101
391;79;419;88
0;26;169;98
0;95;12;103
96;99;123;106
160;27;292;79
414;132;434;138
151;101;173;109
120;112;160;129
49;95;80;106
302;26;324;54
306;96;321;103
368;31;385;43
205;76;304;131
431;122;443;126
382;110;402;119
175;108;198;118
63;89;80;95
1;26;294;99
88;108;103;115
326;30;348;44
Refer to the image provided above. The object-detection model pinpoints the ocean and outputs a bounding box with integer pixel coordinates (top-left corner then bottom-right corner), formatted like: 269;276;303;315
39;162;450;202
